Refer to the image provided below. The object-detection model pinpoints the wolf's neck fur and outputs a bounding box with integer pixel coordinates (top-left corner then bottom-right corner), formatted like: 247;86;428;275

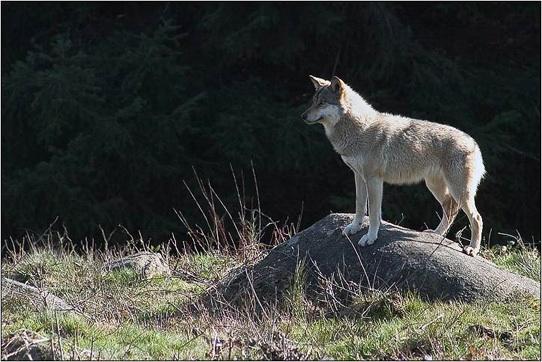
324;85;378;156
343;85;377;121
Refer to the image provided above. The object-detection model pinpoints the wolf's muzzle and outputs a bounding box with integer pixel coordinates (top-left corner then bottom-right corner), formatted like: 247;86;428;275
301;112;320;125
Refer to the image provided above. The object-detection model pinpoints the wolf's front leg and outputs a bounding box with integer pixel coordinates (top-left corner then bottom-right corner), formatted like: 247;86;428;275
359;177;383;246
343;172;367;236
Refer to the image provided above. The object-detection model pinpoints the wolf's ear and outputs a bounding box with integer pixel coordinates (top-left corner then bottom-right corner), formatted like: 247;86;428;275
330;76;345;94
309;75;330;90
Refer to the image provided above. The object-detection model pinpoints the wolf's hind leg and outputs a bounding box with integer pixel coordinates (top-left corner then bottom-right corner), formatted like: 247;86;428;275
425;176;459;235
460;197;483;256
444;162;484;257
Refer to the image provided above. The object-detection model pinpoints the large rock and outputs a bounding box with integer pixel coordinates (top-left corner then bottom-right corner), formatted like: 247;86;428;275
217;214;540;305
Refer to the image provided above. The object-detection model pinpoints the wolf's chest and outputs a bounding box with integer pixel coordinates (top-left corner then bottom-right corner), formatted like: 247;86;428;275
341;155;364;174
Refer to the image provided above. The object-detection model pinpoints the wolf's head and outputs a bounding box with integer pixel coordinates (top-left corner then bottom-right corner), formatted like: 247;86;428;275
301;75;346;125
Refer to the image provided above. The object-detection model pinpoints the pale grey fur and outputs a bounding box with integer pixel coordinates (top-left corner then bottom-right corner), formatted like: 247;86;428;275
301;75;485;256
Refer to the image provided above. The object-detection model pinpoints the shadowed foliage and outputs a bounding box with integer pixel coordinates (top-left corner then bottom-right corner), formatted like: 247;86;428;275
2;2;540;246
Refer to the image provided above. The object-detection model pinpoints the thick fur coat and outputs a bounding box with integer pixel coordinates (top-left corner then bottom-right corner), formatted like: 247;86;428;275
302;76;485;256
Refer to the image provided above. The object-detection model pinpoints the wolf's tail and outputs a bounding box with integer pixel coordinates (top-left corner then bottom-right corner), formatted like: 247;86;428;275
471;144;486;192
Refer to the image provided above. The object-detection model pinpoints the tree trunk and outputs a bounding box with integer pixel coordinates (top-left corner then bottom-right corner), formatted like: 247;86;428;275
217;214;540;305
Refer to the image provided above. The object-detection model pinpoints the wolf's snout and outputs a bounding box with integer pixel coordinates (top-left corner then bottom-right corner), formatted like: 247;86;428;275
301;112;308;121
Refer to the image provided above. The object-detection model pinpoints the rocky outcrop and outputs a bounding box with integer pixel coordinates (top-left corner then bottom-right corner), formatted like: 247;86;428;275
217;214;540;305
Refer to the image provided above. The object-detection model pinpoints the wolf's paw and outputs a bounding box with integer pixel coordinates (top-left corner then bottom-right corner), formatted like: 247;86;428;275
358;232;377;247
342;220;363;236
463;246;479;257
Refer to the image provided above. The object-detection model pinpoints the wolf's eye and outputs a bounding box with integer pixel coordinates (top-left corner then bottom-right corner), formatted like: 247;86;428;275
318;100;325;106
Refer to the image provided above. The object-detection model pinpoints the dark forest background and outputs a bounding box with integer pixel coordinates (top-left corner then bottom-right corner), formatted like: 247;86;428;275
2;2;540;248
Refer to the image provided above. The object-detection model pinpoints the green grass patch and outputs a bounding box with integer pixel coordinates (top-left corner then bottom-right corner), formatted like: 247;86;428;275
2;241;539;360
486;246;541;282
177;252;237;281
6;250;85;286
1;307;209;360
288;293;540;360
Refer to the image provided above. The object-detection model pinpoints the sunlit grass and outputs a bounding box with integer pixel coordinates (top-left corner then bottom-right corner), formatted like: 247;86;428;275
2;181;540;362
3;239;540;360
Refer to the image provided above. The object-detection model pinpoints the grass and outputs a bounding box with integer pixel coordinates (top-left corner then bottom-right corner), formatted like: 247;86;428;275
482;244;541;282
3;234;539;360
289;293;540;360
1;247;213;360
2;172;540;360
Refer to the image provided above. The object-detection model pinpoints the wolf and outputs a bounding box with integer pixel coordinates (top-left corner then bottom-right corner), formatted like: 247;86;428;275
301;75;485;256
